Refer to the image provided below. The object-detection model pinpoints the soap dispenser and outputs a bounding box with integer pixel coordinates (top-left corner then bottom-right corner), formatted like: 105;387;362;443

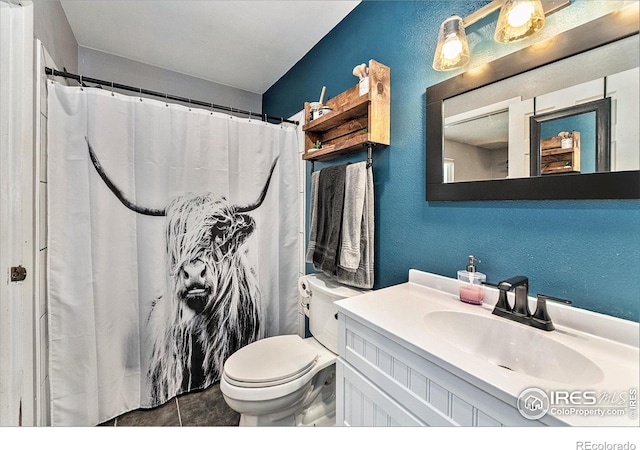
457;255;486;305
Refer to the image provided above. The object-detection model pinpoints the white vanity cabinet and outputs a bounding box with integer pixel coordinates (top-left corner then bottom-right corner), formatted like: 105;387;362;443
336;314;539;427
334;270;639;428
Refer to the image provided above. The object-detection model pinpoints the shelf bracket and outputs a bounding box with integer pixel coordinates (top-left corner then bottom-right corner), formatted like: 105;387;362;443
366;143;374;168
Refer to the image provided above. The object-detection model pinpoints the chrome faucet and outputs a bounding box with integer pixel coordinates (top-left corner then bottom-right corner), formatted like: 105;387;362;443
486;276;571;331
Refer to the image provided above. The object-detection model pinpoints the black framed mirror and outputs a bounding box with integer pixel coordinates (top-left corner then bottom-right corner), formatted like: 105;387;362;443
530;98;611;176
425;6;639;201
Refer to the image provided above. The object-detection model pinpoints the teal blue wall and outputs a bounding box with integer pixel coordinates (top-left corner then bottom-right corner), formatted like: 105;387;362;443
263;1;639;322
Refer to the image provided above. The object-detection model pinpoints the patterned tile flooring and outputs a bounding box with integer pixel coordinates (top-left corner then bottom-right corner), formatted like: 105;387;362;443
99;383;239;426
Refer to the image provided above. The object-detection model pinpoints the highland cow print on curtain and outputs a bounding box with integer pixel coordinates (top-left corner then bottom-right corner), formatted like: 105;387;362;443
47;83;299;426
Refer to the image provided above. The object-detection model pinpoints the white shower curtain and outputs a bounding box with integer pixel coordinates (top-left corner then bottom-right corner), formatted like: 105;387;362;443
47;83;299;426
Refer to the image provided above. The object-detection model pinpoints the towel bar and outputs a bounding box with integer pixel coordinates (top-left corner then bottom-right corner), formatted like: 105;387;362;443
309;143;374;172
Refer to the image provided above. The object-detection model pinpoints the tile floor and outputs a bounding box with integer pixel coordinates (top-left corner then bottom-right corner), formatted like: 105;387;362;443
99;383;239;426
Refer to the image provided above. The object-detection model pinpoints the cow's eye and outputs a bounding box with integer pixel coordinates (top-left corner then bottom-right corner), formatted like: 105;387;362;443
213;213;230;224
211;215;230;241
214;214;230;225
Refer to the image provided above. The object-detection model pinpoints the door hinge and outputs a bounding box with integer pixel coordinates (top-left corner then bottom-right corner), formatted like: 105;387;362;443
10;265;27;282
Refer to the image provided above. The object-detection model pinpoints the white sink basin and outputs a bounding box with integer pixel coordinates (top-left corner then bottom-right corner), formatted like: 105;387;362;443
423;311;604;385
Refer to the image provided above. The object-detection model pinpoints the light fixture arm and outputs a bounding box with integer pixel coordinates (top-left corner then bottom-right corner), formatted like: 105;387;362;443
462;0;570;28
462;0;502;27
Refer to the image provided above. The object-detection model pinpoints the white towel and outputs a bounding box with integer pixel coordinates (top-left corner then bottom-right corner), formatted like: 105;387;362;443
337;163;374;289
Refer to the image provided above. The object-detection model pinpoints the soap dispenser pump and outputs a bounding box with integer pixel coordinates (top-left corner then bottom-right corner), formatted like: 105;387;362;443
457;255;486;305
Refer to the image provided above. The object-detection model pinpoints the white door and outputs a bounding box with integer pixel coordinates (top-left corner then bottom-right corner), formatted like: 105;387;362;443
0;0;36;426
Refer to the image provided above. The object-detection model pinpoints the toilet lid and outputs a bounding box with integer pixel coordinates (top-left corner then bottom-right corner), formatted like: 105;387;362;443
224;335;319;387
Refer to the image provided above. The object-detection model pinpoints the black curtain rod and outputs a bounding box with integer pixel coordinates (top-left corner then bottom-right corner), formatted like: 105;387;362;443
44;67;299;125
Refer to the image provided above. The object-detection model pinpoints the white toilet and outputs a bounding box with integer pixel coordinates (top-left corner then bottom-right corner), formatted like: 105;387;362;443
220;273;366;426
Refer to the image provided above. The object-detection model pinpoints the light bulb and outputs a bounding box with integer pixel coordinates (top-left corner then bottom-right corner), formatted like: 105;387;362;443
494;0;546;43
442;34;463;60
507;2;534;28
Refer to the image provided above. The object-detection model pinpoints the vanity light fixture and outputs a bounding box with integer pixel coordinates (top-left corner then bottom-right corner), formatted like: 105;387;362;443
432;0;567;71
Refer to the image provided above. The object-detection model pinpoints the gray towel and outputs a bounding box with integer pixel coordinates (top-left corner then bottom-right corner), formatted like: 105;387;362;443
338;162;367;271
305;171;320;264
311;164;348;275
337;164;374;289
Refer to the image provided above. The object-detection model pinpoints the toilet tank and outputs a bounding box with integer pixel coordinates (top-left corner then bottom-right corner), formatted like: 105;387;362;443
303;274;367;353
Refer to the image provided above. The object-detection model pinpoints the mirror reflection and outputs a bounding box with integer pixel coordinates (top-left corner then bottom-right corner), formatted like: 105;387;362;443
539;118;590;175
442;35;639;184
530;97;611;177
444;104;510;183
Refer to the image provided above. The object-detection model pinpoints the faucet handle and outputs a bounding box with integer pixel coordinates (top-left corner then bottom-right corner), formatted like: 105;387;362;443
536;294;572;307
483;281;513;315
497;276;528;291
532;294;572;331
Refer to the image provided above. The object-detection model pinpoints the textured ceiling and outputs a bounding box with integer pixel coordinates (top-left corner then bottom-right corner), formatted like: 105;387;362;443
60;0;360;94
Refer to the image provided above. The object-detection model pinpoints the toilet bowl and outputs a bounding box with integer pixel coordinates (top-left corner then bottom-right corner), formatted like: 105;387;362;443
220;273;366;426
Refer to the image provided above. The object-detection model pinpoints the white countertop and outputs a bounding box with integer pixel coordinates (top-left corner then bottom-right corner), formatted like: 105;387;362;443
334;270;640;427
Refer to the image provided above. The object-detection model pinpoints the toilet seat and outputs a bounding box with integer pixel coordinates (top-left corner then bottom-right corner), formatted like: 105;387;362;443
223;335;319;388
220;336;337;403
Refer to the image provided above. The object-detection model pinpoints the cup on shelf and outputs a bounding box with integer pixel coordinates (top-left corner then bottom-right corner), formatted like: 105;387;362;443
309;102;321;121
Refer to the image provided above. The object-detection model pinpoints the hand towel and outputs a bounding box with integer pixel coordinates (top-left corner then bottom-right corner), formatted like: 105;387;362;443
337;164;374;289
311;164;348;275
338;162;367;272
305;171;320;264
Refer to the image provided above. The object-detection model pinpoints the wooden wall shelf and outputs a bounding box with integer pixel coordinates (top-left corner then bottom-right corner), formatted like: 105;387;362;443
540;132;581;174
303;59;390;162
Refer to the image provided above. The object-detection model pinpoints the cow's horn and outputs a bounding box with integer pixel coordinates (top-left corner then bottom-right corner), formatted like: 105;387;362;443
86;138;166;216
235;156;279;213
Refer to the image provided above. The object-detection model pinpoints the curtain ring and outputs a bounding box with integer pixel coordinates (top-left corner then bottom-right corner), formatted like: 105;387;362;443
165;93;168;107
210;102;214;115
79;75;83;91
248;111;252;122
111;81;114;96
139;87;143;102
188;98;191;111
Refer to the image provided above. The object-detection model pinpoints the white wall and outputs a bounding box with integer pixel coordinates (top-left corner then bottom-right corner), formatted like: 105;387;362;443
34;0;262;115
33;0;77;72
444;140;494;183
606;67;639;171
78;46;262;114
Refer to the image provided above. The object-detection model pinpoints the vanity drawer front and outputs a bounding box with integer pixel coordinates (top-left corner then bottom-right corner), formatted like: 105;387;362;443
337;358;425;426
340;315;539;427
